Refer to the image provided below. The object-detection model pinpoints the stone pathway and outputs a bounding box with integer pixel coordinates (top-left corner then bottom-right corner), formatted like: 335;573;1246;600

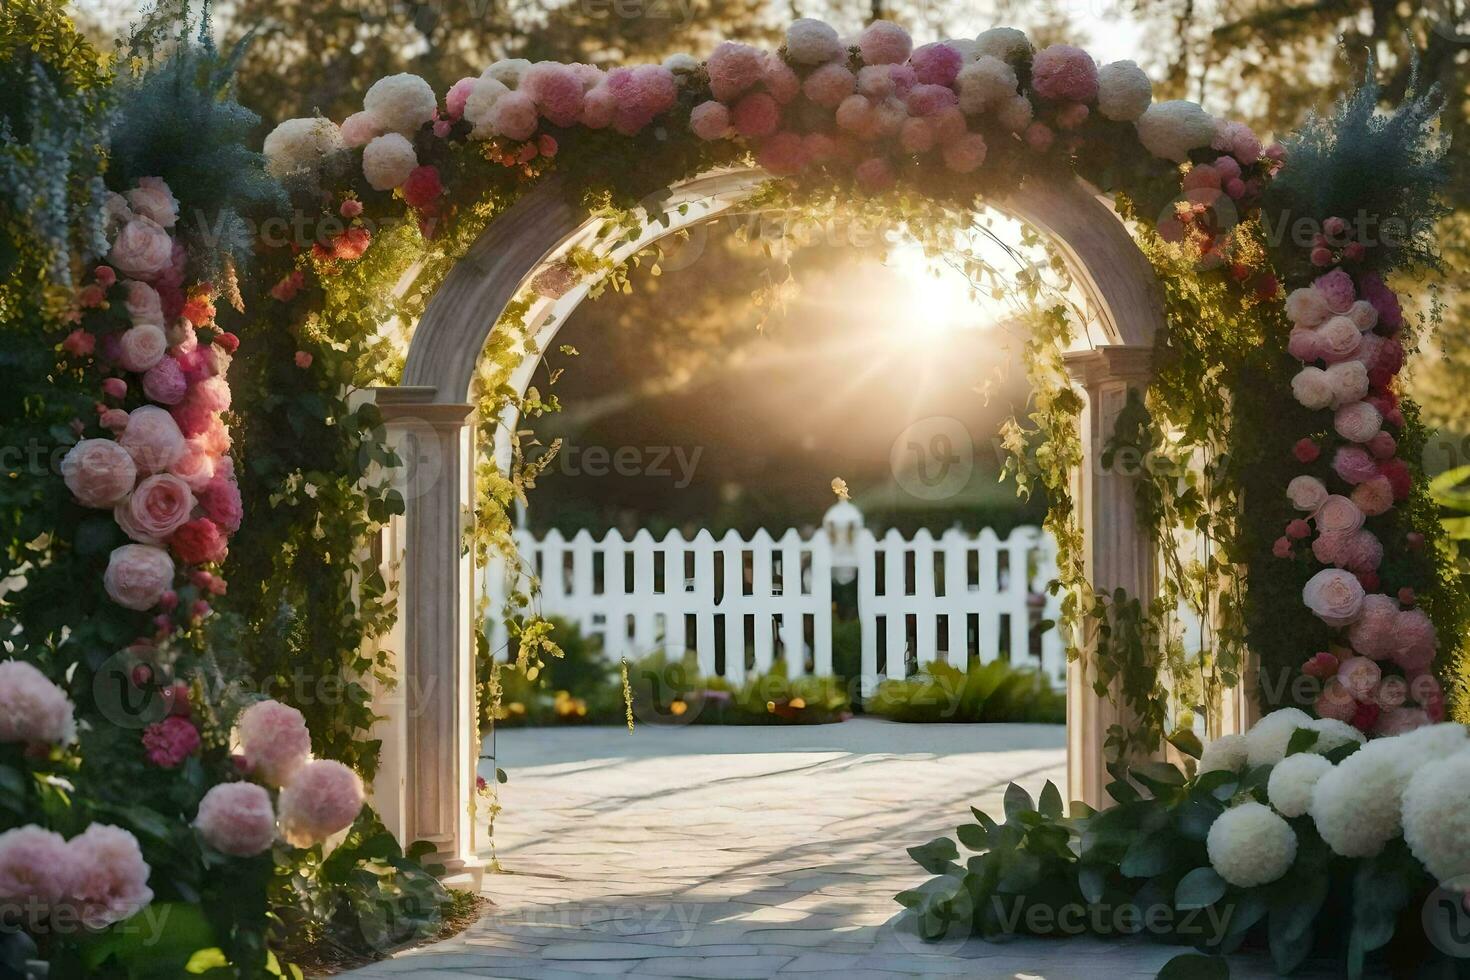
342;720;1311;979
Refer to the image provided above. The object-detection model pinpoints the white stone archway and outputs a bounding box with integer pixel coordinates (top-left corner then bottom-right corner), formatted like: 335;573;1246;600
367;167;1213;877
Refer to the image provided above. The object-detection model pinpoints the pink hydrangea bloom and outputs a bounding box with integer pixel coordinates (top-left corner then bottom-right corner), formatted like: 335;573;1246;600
1030;44;1099;103
706;41;765;101
761;55;800;104
905;83;957;117
803;63;856;109
579;85;615;129
910;42;962;86
732;92;780;138
1346;593;1398;659
835;95;876;136
278;759;366;847
942;133;988;173
1391;609;1437;672
689;101;731;140
858;21;912;65
67;824;153;929
606;65;676;133
491;91;538;141
899;117;935;153
142;716;200;768
237;700;312;788
854;157;895;194
755;132;807;176
0;826;77;908
141;357;188;405
1025;122;1055;152
194;783;276;857
444;77;477;121
0;661;74;746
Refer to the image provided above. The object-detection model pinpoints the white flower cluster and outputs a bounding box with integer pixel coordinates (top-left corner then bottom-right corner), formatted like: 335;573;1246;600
362;133;418;191
1135;100;1216;162
261;117;344;178
363;73;437;134
785;18;844;65
1197;714;1470;891
1097;60;1151;122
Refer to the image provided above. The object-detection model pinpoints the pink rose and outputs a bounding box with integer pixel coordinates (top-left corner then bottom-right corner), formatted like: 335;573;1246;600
1284;287;1330;327
198;473;242;534
1315;317;1362;364
142;357;188;405
168;444;217;492
107;216;173;280
1287;329;1320;362
1351;476;1394;517
66;824;154;929
236;700;312;788
194;783;276;856
141;715;200;767
118;474;195;543
1336;655;1381;700
1286;475;1328;512
125;177;178;229
123;280;164;327
119;405;185;473
170;518;227;565
1290;367;1333;409
1334;401;1382;443
117;324;168;373
1313;268;1356;314
62;329;96;357
0;660;75;746
278;760;365;847
1315;495;1364;534
1302;568;1365;627
1372;675;1408;709
103;544;175;611
1347;300;1378;332
1332;446;1379;485
61;439;138;508
0;826;77;909
294;350;313;369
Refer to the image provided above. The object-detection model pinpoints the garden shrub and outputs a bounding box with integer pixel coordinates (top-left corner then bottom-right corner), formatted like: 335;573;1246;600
867;660;1066;725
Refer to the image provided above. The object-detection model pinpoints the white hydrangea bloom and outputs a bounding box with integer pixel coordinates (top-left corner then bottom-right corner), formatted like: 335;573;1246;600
662;53;699;73
945;38;980;62
1395;722;1468;757
1207;802;1298;887
996;94;1034;132
363;73;437;135
483;58;532;88
956;56;1018;115
463;77;511;140
974;27;1031;65
1310;736;1428;857
1136;100;1216;162
1198;733;1249;774
1096;60;1152;122
1245;707;1314;768
261;117;344;178
361;133;417;191
1402;751;1470;888
1307;717;1365;755
785;18;843;64
1267;752;1332;818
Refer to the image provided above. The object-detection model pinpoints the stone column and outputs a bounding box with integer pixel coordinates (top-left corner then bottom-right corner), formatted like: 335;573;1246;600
1061;346;1158;810
371;386;483;885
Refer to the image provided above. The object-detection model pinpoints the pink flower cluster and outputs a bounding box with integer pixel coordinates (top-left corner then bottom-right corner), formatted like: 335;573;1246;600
59;177;241;630
0;823;153;929
1280;222;1435;733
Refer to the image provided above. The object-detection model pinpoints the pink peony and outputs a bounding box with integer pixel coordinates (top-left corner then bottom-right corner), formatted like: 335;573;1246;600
1336;655;1381;700
189;377;232;414
942;133;988;173
1358;273;1402;330
1351;476;1395;517
1286;475;1328;512
1346;593;1398;659
67;824;153;929
803;63;856;109
126;177;178;229
858;21;912;66
61;439;138;508
118;474;194;543
141;357;188;405
1313;268;1356;314
170;518;227;565
905;83;957;117
104;544;175;611
1311;530;1346;565
1337;528;1383;573
706;41;765;101
1287;328;1320;362
1366;431;1396;460
237;700;312;788
117;324;168;373
194;783;276;857
278;760;366;847
522;62;584;127
1334;401;1382;443
119;405;185;474
108;216;172;280
0;826;77;908
0;661;75;746
141;716;200;768
1315;317;1362;364
1302;567;1365;627
124;281;164;327
1347;300;1379;332
1315;494;1365;534
732;92;780;138
1030;44;1098;103
1332;446;1379;486
1284;287;1331;327
689;101;731;140
444;77;477;120
168;444;216;492
910;42;963;86
1372;674;1408;709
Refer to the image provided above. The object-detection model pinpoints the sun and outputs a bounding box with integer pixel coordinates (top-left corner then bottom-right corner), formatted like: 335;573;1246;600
883;239;1006;338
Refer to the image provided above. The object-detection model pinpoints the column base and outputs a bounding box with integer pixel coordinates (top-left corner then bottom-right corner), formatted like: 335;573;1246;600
436;853;488;892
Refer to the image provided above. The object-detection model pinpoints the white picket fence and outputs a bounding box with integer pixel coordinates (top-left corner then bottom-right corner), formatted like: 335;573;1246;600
486;521;1065;693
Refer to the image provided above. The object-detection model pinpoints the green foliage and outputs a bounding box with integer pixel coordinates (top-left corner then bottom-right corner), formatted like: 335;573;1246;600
898;743;1451;978
627;652;851;726
865;659;1065;724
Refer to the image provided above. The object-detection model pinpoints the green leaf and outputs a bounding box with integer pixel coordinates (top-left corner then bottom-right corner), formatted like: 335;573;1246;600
1132;761;1186;797
956;822;989;851
907;837;959;874
1106;779;1141;804
1175;867;1227;910
1167;728;1205;760
1157;953;1228;979
1003;783;1034;821
1078;863;1109;904
1038;780;1063;819
1120;833;1175;878
186;948;230;973
1285;728;1320;756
